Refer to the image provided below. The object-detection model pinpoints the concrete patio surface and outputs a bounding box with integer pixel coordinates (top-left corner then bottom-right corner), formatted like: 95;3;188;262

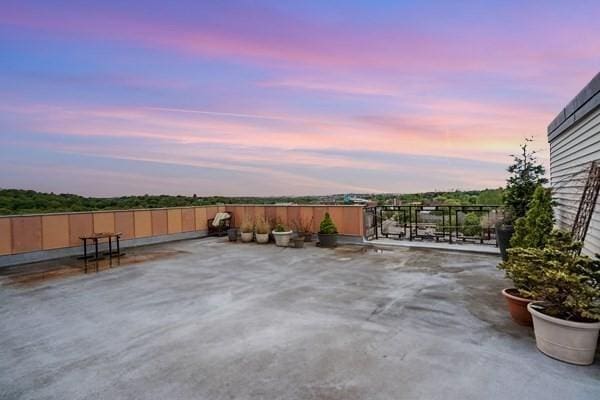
0;238;598;399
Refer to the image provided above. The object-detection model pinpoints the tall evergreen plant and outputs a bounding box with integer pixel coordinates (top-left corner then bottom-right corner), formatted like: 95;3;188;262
504;138;547;221
510;185;554;249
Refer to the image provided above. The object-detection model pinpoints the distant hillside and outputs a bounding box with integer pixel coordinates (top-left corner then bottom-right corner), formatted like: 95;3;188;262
0;188;504;215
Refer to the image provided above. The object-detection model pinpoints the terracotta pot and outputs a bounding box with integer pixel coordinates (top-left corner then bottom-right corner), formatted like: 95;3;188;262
240;232;254;243
255;233;269;244
528;302;600;365
502;288;533;326
272;230;293;247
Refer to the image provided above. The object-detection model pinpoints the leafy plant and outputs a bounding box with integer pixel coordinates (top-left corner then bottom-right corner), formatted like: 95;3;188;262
523;231;600;321
462;212;481;236
274;223;288;232
255;217;270;234
240;217;254;233
319;212;338;234
499;230;575;299
510;185;553;249
504;138;548;221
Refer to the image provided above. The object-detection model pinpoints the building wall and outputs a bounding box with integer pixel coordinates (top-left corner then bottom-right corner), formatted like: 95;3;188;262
548;73;600;257
0;204;365;259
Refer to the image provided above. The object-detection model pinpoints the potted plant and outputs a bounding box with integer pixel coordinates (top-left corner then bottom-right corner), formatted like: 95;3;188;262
292;217;314;242
227;228;238;242
272;223;293;247
318;212;338;248
255;217;270;244
292;236;305;248
524;231;600;365
498;138;548;260
498;185;554;325
240;218;254;243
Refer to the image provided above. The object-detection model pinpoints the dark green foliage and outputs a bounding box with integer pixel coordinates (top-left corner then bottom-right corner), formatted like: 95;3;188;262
503;231;600;321
504;138;548;220
319;213;338;234
274;223;288;232
462;212;481;236
0;187;507;216
510;185;554;249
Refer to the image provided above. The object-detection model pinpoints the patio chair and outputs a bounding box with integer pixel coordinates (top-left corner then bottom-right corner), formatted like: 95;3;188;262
207;212;233;237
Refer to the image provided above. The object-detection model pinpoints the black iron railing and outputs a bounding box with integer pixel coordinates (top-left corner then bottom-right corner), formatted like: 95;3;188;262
364;205;506;246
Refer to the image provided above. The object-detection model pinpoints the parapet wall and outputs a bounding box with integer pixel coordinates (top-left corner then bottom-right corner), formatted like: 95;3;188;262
0;205;365;265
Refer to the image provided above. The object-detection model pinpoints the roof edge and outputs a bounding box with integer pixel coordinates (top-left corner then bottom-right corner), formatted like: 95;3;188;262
547;72;600;142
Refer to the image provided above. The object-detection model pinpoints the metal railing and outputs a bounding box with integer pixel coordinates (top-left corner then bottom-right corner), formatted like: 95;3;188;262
365;205;506;246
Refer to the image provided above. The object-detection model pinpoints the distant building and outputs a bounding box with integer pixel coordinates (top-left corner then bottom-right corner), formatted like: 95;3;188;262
547;72;600;256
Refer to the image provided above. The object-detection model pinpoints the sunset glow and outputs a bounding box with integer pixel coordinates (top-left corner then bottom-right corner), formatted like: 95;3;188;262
1;1;599;195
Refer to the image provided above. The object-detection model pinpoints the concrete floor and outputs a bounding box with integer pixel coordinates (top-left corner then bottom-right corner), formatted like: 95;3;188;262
0;238;598;400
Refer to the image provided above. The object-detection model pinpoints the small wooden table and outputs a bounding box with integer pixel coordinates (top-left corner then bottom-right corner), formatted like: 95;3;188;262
79;232;123;261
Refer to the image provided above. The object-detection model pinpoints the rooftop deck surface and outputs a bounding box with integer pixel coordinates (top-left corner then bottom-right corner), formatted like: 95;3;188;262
0;238;598;399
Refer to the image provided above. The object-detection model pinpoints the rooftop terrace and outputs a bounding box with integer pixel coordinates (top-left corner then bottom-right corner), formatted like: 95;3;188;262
1;238;598;399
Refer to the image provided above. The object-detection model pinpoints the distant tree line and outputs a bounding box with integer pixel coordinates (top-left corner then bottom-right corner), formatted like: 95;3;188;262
0;188;504;215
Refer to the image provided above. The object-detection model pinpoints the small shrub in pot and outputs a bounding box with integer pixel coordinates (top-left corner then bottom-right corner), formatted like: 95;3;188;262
255;217;270;244
240;218;254;243
272;223;293;247
318;213;338;248
522;231;600;365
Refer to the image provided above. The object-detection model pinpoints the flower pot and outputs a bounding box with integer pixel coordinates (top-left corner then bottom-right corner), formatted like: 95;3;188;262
272;230;293;247
303;232;313;242
502;288;533;326
293;237;305;248
495;224;514;261
318;233;337;248
227;228;238;242
528;302;600;365
240;232;254;243
255;233;269;244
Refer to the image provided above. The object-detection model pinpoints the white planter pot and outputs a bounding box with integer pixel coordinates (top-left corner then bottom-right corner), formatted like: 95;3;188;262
240;232;254;243
272;231;292;247
528;302;600;365
255;233;269;244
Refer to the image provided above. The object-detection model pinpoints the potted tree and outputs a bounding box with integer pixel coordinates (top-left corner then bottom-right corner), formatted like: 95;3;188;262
272;223;293;247
318;213;338;248
498;138;547;260
240;218;254;243
524;231;600;365
255;217;270;244
498;185;553;325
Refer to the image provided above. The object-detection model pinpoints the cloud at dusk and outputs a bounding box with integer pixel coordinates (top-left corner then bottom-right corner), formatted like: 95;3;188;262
1;1;599;196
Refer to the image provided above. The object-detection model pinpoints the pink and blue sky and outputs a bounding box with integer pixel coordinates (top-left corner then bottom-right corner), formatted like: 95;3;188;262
1;1;599;196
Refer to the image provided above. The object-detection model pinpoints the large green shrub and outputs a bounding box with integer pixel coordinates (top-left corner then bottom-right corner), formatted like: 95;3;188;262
319;213;338;234
510;185;554;249
528;232;600;321
504;138;547;220
500;230;600;321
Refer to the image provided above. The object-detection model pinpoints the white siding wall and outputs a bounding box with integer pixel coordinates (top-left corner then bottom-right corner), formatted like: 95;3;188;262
550;106;600;257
